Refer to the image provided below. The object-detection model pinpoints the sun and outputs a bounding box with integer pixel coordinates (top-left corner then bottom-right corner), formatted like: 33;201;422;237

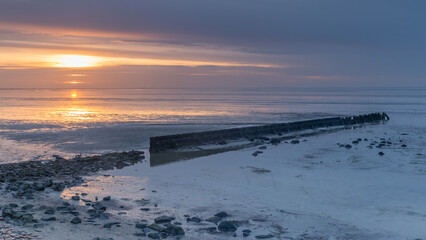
52;55;100;68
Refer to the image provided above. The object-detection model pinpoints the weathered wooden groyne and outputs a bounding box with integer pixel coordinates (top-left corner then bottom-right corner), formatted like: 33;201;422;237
149;112;389;153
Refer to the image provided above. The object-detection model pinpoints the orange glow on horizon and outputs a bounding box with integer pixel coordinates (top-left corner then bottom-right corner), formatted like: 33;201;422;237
51;55;100;68
66;81;84;84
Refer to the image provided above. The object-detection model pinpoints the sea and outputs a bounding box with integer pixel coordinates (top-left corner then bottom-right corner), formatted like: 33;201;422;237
1;87;425;163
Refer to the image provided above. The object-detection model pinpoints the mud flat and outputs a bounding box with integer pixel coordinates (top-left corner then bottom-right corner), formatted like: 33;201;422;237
0;113;425;240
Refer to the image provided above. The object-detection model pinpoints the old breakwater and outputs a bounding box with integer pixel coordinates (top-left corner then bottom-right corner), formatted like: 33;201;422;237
149;112;390;153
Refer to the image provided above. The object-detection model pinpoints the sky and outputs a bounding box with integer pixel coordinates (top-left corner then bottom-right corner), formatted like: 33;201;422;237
0;0;425;88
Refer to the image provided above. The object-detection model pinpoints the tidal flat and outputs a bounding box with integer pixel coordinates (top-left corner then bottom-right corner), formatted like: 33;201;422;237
0;112;425;240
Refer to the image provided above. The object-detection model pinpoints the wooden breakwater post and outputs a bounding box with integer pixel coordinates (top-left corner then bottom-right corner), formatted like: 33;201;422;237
149;112;390;153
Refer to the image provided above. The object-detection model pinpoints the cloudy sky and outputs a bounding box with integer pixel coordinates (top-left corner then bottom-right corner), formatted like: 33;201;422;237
0;0;425;88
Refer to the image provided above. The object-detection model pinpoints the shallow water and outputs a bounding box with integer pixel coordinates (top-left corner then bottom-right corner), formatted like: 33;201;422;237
0;87;425;163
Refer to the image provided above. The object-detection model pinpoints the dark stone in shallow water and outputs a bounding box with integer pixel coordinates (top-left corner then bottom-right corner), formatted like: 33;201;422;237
252;151;263;157
70;217;82;224
215;211;229;218
21;204;34;210
218;221;238;232
243;229;252;237
378;151;385;156
92;202;106;211
154;215;174;224
255;234;274;239
135;223;147;229
186;216;201;223
148;232;160;239
148;224;166;232
103;222;120;228
44;209;55;215
165;224;185;236
71;196;80;201
41;216;56;221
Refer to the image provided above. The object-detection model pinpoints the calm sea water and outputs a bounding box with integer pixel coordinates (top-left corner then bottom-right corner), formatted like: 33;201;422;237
1;88;425;163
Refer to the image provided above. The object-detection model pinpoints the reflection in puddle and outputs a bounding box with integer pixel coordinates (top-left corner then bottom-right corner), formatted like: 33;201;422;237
61;175;149;204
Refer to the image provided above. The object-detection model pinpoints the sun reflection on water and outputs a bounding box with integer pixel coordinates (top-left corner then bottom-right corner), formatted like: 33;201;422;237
1;89;239;127
70;91;78;98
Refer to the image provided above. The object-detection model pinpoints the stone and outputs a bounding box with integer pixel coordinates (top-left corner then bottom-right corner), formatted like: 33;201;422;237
135;223;147;229
103;196;111;201
71;196;80;201
291;139;300;144
70;216;82;224
203;227;217;232
165;224;185;236
33;182;45;191
21;213;34;223
255;234;275;239
103;222;120;228
215;211;229;218
148;232;160;239
252;151;263;157
218;221;237;232
52;183;64;192
92;202;106;211
186;216;201;222
44;179;53;187
12;212;24;220
243;229;252;237
21;204;34;210
41;216;56;221
2;208;14;218
148;224;165;232
154;215;174;224
134;232;146;237
44;209;55;215
345;144;352;149
378;151;385;156
33;223;45;228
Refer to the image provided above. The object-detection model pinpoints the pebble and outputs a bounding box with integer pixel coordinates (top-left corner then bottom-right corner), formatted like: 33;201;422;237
103;222;120;228
70;217;82;224
186;216;201;223
148;232;160;239
255;234;275;239
41;216;56;222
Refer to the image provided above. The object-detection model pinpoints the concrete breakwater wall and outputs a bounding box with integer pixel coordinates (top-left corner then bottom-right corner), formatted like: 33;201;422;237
149;112;390;153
